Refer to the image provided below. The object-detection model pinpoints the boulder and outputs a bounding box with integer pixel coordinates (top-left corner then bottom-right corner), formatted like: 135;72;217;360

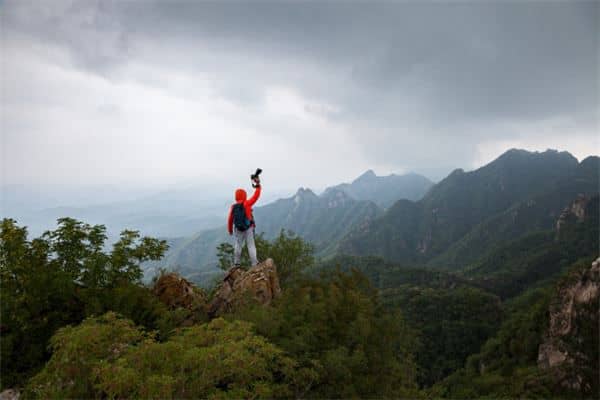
0;389;19;400
208;258;281;317
152;272;207;322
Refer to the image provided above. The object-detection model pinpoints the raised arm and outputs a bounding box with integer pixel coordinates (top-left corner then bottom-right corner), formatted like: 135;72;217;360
246;185;261;207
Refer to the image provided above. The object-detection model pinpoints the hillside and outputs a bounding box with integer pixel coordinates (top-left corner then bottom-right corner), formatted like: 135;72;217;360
338;149;595;265
462;195;599;299
316;194;599;387
323;170;433;208
432;257;599;399
254;187;382;253
429;156;599;269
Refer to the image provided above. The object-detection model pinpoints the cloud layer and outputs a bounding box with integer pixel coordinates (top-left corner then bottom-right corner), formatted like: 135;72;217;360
2;0;598;188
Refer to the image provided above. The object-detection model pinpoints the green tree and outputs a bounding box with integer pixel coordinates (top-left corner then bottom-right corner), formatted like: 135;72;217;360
1;219;80;387
216;230;314;286
0;218;170;388
265;230;315;285
25;312;318;399
384;286;503;387
24;312;147;399
216;233;269;271
431;258;598;399
230;268;420;398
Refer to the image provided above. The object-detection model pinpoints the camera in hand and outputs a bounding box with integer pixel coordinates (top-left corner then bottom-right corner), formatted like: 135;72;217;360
251;168;262;187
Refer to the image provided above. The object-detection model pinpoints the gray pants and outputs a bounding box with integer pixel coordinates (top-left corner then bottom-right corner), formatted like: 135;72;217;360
233;227;258;266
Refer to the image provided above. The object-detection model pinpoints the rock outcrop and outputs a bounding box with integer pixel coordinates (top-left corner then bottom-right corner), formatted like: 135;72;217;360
208;258;281;317
152;272;207;324
556;194;592;237
0;389;20;400
537;257;600;392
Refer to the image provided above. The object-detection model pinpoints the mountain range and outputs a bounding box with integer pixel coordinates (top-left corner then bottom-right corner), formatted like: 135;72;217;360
144;170;432;282
339;149;599;268
323;170;433;208
148;149;599;286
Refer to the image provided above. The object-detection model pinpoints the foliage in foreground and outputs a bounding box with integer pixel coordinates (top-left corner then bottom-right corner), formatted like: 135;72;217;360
0;218;172;388
20;267;422;399
25;312;316;399
228;269;421;398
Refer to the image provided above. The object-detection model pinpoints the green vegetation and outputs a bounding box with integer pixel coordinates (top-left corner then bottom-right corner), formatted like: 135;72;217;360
429;157;599;270
1;218;419;398
464;195;599;299
229;269;420;398
384;286;502;387
340;150;596;266
316;256;502;386
2;152;598;398
0;218;175;387
316;192;598;390
25;313;315;399
432;257;599;399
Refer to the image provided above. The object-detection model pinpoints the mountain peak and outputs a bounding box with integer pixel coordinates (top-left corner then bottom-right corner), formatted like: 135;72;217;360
294;187;317;199
497;148;577;163
296;187;316;196
353;169;377;183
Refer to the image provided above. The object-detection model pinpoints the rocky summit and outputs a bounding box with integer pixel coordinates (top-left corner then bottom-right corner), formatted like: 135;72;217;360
209;258;282;317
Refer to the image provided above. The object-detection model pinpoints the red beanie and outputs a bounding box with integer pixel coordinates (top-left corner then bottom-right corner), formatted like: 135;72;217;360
235;189;247;202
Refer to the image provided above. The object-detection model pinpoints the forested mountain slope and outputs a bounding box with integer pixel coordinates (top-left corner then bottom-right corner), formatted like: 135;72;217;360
338;150;596;266
429;156;599;269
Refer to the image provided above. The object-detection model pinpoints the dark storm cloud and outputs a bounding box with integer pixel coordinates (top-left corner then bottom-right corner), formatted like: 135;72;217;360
7;1;596;119
2;0;598;186
114;1;598;121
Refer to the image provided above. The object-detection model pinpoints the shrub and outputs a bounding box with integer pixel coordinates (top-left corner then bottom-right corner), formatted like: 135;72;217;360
25;313;318;399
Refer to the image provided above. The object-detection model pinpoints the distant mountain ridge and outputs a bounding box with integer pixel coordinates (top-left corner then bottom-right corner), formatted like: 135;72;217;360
148;149;599;284
429;155;599;269
254;186;382;254
323;170;433;208
338;149;599;267
146;170;434;282
148;186;384;282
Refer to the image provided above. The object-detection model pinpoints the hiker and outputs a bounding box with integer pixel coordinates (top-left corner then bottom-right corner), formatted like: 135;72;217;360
227;173;261;267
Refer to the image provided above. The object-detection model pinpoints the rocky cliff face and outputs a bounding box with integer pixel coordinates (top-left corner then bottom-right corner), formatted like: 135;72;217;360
152;261;282;320
537;257;600;392
556;194;592;236
208;259;281;317
0;389;20;400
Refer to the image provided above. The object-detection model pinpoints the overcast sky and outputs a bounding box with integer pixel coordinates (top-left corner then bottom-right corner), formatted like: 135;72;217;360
2;0;598;191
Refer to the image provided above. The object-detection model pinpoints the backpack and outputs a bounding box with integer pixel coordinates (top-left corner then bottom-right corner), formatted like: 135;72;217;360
232;203;251;231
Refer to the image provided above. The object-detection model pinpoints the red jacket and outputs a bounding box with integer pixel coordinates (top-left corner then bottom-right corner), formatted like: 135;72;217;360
228;186;261;234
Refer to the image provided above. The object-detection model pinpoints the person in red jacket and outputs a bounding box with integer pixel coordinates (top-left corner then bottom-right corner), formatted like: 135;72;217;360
227;176;261;266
